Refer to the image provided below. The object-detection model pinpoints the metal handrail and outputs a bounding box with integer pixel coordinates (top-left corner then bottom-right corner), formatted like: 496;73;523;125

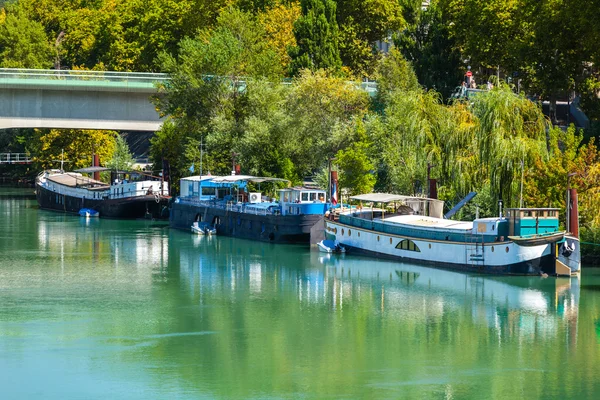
0;153;33;164
0;68;168;83
177;197;276;215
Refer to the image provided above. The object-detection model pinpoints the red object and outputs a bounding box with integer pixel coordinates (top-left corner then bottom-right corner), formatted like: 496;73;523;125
568;188;579;238
234;164;241;175
330;171;338;205
93;154;100;181
466;71;472;77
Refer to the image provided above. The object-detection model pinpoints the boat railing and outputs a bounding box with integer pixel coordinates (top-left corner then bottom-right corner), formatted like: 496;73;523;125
177;197;277;215
103;188;168;200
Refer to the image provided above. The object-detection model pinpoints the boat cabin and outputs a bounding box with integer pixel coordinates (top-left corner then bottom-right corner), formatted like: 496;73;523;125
279;187;328;216
505;208;560;237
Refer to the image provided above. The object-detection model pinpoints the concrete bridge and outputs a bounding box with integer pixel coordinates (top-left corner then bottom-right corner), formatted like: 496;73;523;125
0;69;378;132
0;69;167;131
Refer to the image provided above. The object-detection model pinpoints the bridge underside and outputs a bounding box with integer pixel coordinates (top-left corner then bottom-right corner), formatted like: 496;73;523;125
0;87;163;131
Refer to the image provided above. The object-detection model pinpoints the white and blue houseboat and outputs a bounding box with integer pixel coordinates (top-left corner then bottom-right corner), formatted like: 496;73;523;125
170;175;328;243
324;193;580;276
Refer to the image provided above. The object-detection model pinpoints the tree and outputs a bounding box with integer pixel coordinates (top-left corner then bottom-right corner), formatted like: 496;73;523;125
289;0;342;75
373;46;420;107
335;123;376;195
0;6;53;68
31;129;117;172
524;126;600;228
394;0;463;99
470;86;548;205
257;2;301;72
285;69;370;176
335;0;404;77
105;134;135;172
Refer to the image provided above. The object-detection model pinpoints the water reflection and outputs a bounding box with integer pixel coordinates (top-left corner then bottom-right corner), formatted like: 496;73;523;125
179;236;580;337
1;194;598;400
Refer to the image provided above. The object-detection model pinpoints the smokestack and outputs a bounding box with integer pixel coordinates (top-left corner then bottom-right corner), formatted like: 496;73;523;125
93;154;100;181
568;188;579;238
428;178;437;199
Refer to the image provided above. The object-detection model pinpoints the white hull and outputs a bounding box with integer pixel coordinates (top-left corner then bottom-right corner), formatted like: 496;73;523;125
324;219;552;274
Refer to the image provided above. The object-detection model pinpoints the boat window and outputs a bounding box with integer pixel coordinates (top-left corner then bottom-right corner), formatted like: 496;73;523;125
202;187;216;196
396;239;421;252
301;192;309;202
310;192;317;201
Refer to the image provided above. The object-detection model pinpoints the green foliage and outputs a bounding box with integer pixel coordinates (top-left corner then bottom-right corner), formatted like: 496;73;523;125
373;47;420;107
394;0;462;98
149;119;187;192
0;6;53;68
31;129;117;171
334;124;376;195
524;125;600;228
335;0;404;77
289;0;342;75
105;134;135;172
470;85;548;204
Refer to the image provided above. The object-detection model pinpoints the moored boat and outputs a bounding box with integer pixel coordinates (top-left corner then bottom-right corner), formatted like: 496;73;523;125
324;193;580;276
317;239;346;253
171;175;328;243
36;168;170;219
191;221;217;235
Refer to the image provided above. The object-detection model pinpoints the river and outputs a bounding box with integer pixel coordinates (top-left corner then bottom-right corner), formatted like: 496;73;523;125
1;189;600;399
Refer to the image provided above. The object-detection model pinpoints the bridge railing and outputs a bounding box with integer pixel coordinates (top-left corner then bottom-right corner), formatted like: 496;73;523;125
0;68;169;84
0;69;378;95
0;153;33;164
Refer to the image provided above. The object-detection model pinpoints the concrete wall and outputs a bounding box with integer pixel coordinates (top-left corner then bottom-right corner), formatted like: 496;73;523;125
0;87;163;131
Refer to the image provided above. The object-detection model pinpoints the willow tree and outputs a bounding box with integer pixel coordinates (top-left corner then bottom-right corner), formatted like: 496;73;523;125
469;86;548;206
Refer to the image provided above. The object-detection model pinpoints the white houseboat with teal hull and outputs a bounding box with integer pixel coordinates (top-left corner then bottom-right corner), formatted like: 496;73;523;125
324;193;580;276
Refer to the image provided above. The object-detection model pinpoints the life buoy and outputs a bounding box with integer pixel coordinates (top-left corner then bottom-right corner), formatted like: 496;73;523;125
250;194;258;202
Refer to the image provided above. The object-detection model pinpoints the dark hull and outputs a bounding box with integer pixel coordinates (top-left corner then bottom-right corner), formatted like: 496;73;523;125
337;242;556;276
170;201;322;244
36;183;170;219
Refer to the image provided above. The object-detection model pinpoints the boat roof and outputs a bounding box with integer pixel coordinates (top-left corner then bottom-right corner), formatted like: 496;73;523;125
350;193;440;203
505;208;561;211
181;175;217;182
278;186;326;192
74;166;110;173
384;215;474;231
210;175;289;183
47;173;109;189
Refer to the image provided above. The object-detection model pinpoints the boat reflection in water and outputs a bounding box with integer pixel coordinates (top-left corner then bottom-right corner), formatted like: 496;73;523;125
178;236;580;346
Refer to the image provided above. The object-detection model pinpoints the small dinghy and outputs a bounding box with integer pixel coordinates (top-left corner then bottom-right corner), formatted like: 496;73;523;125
318;239;346;254
79;208;99;218
191;221;217;236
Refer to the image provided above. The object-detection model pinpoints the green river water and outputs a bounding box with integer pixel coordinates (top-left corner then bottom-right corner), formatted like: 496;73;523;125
1;189;600;399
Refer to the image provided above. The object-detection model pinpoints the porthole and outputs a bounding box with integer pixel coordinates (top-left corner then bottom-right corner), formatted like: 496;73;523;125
428;243;432;249
377;236;380;242
348;229;351;236
505;246;509;253
334;228;337;234
491;246;495;252
342;229;345;236
358;232;360;237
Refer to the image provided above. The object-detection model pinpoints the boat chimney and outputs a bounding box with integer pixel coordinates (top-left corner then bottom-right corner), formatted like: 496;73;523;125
498;199;503;219
93;154;100;181
568;188;579;238
427;163;437;199
428;179;437;200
